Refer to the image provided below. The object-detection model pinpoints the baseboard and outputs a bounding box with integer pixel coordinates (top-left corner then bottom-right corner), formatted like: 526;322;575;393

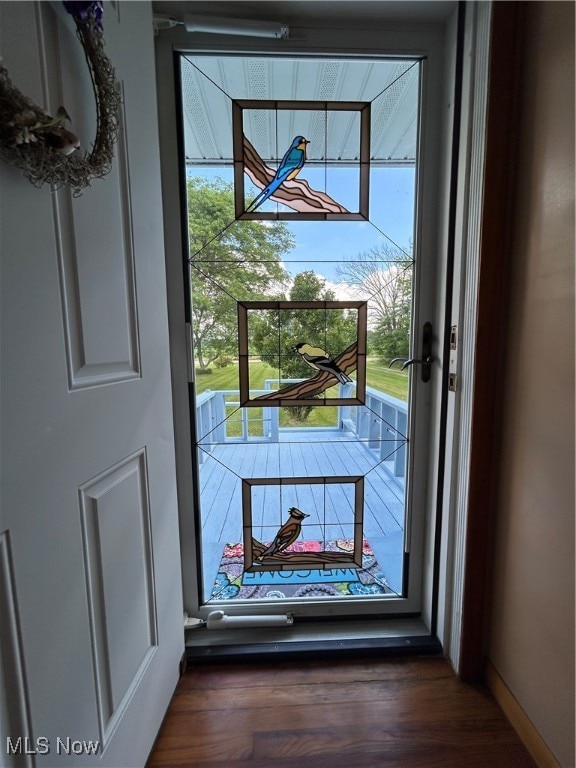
484;659;561;768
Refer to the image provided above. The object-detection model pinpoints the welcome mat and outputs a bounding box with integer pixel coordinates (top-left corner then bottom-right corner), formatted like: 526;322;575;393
210;539;392;600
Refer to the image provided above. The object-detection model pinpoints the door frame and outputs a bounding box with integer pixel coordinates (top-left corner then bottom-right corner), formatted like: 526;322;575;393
155;2;492;666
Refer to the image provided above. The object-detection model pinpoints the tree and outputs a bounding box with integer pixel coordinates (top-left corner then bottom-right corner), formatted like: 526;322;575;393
371;315;411;363
336;243;413;363
251;271;357;419
187;177;293;369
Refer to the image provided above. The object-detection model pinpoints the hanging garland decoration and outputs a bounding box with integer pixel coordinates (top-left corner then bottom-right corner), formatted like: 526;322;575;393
0;1;121;195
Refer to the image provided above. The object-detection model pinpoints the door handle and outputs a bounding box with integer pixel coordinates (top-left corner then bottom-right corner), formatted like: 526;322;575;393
389;322;434;383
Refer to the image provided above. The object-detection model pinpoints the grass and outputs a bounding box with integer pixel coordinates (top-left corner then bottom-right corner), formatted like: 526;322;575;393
195;361;274;395
366;361;409;401
195;359;408;435
195;359;408;399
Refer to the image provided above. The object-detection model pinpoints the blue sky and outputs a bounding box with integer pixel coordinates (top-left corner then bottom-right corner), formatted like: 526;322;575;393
285;167;415;281
187;165;415;285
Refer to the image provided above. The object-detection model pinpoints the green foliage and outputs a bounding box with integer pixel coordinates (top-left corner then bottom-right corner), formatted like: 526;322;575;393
372;323;410;364
250;271;357;421
187;177;293;368
251;271;357;381
214;355;233;368
369;260;412;364
195;367;212;375
337;244;413;365
282;398;320;424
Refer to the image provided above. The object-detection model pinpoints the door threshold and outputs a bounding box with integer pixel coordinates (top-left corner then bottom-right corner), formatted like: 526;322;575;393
185;617;442;662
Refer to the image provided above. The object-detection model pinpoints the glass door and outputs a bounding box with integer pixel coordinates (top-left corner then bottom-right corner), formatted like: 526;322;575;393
179;52;434;617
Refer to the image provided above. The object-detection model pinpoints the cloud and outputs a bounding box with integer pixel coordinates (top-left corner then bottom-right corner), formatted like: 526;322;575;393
275;269;359;302
322;279;359;301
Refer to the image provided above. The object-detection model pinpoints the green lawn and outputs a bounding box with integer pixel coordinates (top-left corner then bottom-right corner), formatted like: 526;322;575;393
195;359;408;399
195;359;408;434
366;361;409;401
195;361;274;395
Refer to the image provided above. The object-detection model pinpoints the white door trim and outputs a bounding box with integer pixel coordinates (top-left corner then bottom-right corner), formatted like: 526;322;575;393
437;1;493;669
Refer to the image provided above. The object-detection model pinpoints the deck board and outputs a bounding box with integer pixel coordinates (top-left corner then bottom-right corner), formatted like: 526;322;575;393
199;430;405;551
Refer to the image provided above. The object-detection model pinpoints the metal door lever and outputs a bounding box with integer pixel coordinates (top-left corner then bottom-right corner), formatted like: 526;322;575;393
389;322;434;382
391;356;434;370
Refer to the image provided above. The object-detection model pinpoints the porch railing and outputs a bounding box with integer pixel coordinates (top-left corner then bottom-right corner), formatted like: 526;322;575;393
195;383;407;478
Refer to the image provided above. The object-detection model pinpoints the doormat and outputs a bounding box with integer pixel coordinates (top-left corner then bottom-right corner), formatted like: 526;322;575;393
209;539;393;601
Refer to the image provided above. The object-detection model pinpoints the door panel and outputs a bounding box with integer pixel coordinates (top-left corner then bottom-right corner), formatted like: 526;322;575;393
0;3;182;765
178;52;435;617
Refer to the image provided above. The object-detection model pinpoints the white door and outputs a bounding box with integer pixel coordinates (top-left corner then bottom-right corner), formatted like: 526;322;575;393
0;3;182;766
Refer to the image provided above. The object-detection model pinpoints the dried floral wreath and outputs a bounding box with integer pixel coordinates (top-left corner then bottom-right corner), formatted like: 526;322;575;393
0;1;121;195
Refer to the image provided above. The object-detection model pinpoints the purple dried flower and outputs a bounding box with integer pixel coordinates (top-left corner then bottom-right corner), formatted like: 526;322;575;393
63;1;103;33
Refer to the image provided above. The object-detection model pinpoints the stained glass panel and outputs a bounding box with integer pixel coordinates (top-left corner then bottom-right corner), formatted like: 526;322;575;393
181;52;420;609
238;300;367;407
233;100;370;220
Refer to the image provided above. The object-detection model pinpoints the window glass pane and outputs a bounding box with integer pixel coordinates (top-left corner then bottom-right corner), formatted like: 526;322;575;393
182;54;418;607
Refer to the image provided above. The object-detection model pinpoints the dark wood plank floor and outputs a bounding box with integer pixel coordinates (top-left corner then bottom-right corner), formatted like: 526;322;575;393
146;656;537;768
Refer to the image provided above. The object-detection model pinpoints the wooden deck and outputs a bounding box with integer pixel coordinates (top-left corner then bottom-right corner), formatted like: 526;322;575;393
197;430;405;598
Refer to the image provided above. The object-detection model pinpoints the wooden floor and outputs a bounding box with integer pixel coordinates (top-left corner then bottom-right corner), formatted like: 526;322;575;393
147;657;537;768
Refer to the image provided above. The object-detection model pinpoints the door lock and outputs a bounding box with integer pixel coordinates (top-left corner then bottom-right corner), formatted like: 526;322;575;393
389;322;434;382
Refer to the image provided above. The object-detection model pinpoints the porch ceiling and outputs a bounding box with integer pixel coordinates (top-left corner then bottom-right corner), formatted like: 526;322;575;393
180;54;420;165
159;1;456;166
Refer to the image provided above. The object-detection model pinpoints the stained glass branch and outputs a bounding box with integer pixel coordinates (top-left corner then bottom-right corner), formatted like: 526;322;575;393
243;136;349;215
254;341;358;401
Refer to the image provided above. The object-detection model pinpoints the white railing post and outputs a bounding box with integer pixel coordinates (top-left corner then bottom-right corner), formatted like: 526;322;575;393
394;409;407;477
380;401;397;462
344;385;408;483
338;382;355;430
241;407;248;442
195;390;217;463
358;403;370;440
270;406;279;441
214;391;226;443
368;392;381;449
